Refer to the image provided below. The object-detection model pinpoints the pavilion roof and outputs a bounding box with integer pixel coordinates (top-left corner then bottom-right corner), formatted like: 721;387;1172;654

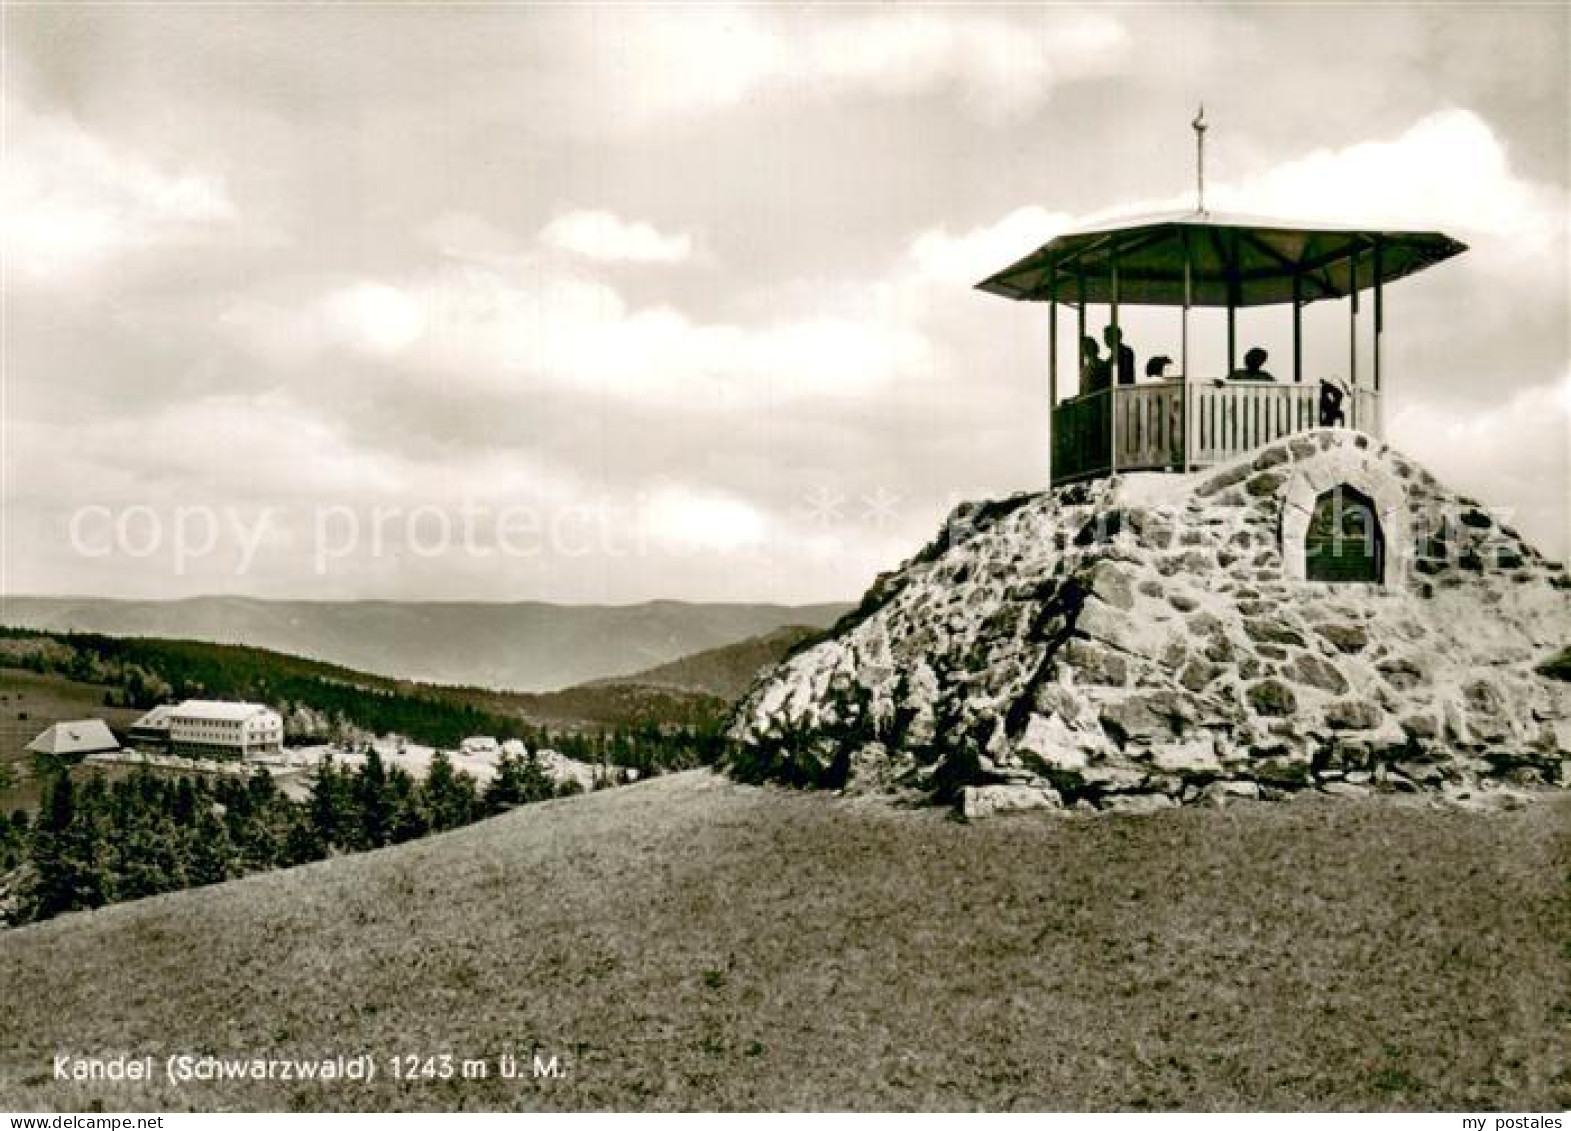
975;210;1467;308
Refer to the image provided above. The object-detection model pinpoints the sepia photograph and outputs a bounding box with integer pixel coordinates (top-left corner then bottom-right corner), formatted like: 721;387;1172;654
1;1;1567;1117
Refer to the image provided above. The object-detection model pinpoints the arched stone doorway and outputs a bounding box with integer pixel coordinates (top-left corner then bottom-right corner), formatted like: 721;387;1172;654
1305;486;1384;583
1279;449;1410;587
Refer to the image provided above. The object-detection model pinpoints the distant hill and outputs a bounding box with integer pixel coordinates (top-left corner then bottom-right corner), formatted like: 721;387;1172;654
0;628;728;749
1;772;1565;1111
504;623;825;730
0;618;822;770
0;596;851;692
589;624;825;701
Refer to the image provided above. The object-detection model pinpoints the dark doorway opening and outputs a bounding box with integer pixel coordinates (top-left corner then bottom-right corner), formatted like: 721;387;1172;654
1306;485;1384;584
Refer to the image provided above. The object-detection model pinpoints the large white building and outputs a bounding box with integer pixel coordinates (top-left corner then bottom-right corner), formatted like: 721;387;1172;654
166;700;284;760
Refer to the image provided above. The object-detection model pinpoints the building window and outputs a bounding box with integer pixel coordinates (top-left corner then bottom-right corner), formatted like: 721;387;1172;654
1306;485;1384;584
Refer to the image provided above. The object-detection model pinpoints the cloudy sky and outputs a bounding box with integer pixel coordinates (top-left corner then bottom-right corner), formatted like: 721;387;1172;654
3;3;1566;604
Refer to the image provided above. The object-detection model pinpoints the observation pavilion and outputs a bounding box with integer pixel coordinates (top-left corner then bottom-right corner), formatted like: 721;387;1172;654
976;116;1467;487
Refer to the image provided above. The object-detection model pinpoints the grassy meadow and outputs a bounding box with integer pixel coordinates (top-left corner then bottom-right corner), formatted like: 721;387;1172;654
0;771;1566;1111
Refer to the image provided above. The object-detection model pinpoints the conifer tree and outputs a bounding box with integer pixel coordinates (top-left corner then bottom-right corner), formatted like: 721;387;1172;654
308;756;355;853
422;750;478;832
185;802;236;887
386;766;428;843
27;772;109;920
354;749;394;849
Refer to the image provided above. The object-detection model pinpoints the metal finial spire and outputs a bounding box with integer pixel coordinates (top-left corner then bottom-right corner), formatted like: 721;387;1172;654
1192;103;1208;214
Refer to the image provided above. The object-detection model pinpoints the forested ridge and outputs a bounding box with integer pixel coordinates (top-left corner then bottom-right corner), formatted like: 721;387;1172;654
0;627;730;927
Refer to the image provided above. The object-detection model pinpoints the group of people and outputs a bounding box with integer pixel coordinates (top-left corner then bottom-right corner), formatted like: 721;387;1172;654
1077;325;1279;393
1075;326;1349;427
1078;326;1134;393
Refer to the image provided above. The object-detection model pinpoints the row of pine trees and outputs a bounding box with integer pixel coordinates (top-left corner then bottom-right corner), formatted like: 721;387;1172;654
0;748;573;927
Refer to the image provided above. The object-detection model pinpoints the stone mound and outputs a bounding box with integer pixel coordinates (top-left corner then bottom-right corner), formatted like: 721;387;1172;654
727;430;1570;815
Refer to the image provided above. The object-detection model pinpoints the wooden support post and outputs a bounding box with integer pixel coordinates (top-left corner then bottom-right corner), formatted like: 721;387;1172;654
1110;265;1120;346
1182;236;1193;469
1049;298;1059;408
1349;252;1359;393
1226;229;1238;375
1373;239;1384;438
1076;273;1087;391
1109;250;1120;475
1292;272;1303;385
1048;297;1059;484
1180;233;1191;382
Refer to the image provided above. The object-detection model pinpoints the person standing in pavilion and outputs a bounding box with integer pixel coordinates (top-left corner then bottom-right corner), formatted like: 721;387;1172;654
1103;324;1136;386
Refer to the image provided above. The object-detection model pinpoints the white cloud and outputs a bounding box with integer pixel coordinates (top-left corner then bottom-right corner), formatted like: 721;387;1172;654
1387;375;1569;560
1212;108;1566;244
4;393;404;595
599;8;1129;121
227;263;932;407
4;381;598;522
324;283;428;355
420;210;529;268
809;10;1126;114
1;95;238;282
908;206;1078;287
539;209;695;265
98;394;409;501
644;487;769;553
907;109;1565;291
2;389;608;597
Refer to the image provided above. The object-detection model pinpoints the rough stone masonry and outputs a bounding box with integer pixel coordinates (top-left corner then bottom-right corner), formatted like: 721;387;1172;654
727;430;1571;816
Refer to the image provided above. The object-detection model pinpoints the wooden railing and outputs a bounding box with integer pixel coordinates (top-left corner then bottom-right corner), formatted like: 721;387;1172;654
1051;388;1112;483
1049;379;1380;486
1189;381;1319;466
1114;382;1186;473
